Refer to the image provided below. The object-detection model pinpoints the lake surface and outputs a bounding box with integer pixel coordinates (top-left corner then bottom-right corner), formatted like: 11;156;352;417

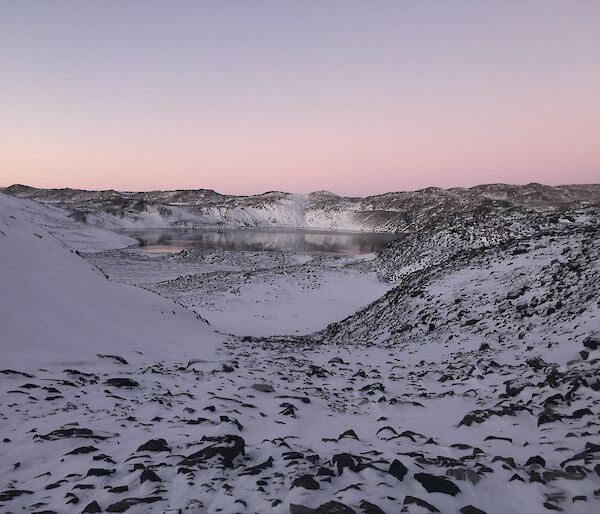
121;227;400;256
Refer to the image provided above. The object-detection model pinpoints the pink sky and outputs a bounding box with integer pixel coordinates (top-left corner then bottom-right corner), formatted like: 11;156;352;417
1;1;599;195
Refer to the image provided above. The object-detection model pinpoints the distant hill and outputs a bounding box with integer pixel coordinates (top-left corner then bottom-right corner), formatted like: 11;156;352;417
4;182;600;232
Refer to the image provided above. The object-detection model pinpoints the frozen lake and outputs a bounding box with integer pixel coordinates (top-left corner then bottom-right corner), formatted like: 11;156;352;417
120;227;400;255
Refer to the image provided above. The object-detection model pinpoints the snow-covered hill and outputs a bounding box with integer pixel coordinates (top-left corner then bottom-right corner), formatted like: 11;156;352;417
4;182;600;232
0;192;222;369
372;203;593;281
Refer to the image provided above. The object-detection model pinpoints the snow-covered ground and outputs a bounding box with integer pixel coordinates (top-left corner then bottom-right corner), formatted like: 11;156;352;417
86;249;392;336
1;192;599;514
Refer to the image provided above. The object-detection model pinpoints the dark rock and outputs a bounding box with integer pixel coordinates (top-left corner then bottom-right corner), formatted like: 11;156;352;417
97;354;129;365
105;378;139;388
414;473;461;496
93;453;115;464
240;456;273;475
571;408;593;419
525;455;546;467
0;489;33;501
252;383;275;393
359;500;386;514
317;467;336;477
315;501;356;514
338;429;359;440
280;403;298;417
65;492;79;504
83;501;102;513
538;410;563;426
179;434;245;468
388;459;407;481
46;480;66;490
583;334;600;350
137;438;170;453
106;497;163;512
66;446;99;455
86;468;115;477
108;486;129;493
35;428;109;441
331;453;369;475
282;451;304;461
140;469;161;483
460;506;487;514
291;474;320;490
542;501;562;511
505;379;530;397
403;496;439;512
484;435;513;443
290;505;316;514
458;413;485;427
360;382;385;394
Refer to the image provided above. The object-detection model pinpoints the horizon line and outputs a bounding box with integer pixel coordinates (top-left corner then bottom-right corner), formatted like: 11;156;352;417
3;180;600;200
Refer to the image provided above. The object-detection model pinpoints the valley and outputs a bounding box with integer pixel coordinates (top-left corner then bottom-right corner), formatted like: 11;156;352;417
0;184;599;514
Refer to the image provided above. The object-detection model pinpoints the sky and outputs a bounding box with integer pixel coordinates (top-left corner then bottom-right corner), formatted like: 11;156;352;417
1;1;599;196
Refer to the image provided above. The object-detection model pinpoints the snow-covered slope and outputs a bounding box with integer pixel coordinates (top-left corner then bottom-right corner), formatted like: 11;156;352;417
0;192;136;252
0;192;222;369
323;211;600;349
372;204;593;281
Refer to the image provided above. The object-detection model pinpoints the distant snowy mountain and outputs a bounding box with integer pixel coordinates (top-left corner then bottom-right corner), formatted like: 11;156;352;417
4;182;600;232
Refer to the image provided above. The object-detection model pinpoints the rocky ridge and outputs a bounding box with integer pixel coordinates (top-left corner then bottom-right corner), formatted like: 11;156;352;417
4;183;600;232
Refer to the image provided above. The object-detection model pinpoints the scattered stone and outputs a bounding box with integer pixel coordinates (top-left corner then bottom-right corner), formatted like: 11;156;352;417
137;438;170;453
388;459;407;481
315;501;356;514
460;506;487;514
403;495;439;512
83;501;102;513
414;473;461;496
179;435;245;468
140;469;162;483
105;378;139;388
252;383;275;393
359;500;386;514
291;474;320;490
106;497;163;512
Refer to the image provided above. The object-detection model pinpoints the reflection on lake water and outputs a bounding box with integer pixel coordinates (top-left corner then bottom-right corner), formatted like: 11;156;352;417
120;228;399;256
